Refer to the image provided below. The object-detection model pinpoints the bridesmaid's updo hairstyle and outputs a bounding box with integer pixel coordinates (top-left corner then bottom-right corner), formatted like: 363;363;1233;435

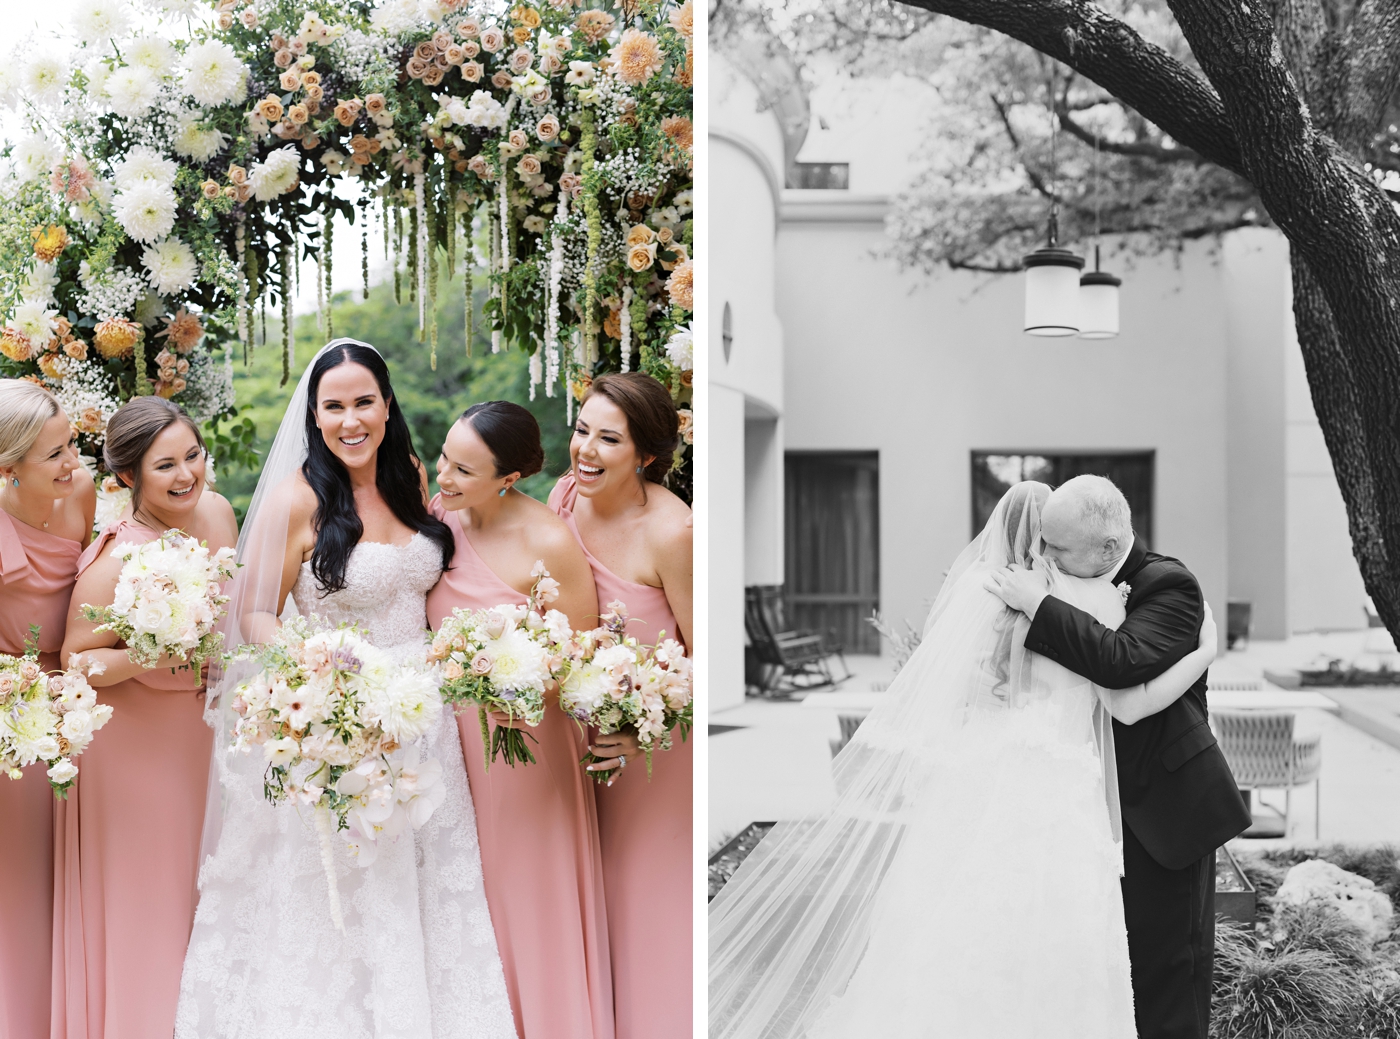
301;342;455;593
584;373;679;484
459;401;544;479
103;396;206;512
0;379;60;469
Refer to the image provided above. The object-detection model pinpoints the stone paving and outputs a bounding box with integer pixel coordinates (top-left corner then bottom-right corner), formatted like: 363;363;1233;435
710;637;1400;854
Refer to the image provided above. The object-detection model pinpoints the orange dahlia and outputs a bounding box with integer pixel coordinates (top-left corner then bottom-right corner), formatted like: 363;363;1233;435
93;318;142;359
32;224;70;263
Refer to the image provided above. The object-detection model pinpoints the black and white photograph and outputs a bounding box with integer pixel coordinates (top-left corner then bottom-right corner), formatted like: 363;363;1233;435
708;0;1400;1036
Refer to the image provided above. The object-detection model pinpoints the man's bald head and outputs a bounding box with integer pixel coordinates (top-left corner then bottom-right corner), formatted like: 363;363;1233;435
1039;475;1133;578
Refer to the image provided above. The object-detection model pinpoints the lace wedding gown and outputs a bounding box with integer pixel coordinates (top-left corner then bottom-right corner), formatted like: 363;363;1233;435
175;534;517;1039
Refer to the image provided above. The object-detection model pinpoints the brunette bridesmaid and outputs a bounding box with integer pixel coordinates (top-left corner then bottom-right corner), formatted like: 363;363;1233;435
547;373;693;1039
54;397;237;1039
0;380;94;1039
426;401;614;1039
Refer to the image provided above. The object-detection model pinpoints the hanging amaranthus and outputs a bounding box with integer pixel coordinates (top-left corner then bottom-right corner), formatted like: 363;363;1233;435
316;223;326;342
235;214;249;360
427;190;439;370
393;200;402;305
281;235;293;387
464;210;475;357
414;168;428;339
324;212;335;342
619;284;632;373
133;328;150;396
579;108;602;361
361;198;370;302
489;208;502;355
628;273;647;370
543;190;568;397
498;163;510;348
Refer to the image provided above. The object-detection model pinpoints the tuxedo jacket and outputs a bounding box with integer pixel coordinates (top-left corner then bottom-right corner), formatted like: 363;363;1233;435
1024;540;1251;870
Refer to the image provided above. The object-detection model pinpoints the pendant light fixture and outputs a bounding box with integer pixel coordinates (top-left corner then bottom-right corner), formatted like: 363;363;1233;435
1023;64;1083;337
1078;131;1121;338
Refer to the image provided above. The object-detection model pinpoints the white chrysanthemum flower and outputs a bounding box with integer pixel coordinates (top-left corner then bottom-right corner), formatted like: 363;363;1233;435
12;134;61;183
182;41;245;106
141;237;197;296
369;0;426;34
154;0;200;16
13;300;58;348
113;146;177;192
104;65;159;118
133;290;167;328
481;626;551;694
664;323;693;370
127;35;175;75
172;112;228;162
113;181;177;243
72;0;132;46
22;53;67;105
25;262;60;306
248;146;300;202
0;65;20;109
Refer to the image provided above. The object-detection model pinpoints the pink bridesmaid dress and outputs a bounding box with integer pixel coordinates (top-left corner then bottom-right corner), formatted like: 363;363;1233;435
548;474;693;1039
0;509;81;1039
426;495;614;1039
50;520;213;1039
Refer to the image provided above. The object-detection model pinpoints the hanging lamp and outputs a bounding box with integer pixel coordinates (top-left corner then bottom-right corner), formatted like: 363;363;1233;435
1078;130;1121;339
1023;64;1082;337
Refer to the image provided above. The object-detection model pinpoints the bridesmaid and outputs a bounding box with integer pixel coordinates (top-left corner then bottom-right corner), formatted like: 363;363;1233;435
54;397;237;1039
547;373;693;1039
426;400;613;1039
0;380;93;1039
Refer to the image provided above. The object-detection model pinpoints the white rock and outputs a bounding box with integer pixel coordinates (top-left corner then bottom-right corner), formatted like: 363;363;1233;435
1275;859;1395;943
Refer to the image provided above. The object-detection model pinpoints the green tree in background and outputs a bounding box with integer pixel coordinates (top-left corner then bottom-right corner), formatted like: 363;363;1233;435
215;276;574;523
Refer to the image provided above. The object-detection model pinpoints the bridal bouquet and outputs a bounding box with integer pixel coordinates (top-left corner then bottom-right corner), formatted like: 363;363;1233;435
229;616;446;927
558;602;693;784
81;530;237;670
428;562;572;770
0;642;111;798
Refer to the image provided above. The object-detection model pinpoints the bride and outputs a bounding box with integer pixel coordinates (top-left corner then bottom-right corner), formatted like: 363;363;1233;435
709;481;1218;1038
176;340;517;1038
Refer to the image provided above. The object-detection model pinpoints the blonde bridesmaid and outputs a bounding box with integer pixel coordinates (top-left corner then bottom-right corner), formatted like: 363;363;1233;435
427;401;614;1039
54;397;236;1039
547;373;693;1039
0;380;93;1039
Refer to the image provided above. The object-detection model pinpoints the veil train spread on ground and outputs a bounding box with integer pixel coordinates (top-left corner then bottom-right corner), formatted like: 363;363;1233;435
708;482;1122;1038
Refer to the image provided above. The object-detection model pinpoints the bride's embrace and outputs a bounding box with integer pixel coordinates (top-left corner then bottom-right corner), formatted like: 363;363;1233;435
710;481;1223;1039
176;340;516;1038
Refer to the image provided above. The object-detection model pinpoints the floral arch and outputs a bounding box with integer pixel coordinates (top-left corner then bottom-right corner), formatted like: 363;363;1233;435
0;0;694;494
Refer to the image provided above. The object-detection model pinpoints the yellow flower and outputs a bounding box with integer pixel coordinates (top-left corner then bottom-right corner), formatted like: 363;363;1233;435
37;353;65;379
661;115;693;153
627;243;657;272
512;6;542;28
669;0;693;39
666;260;693;311
93;318;142;359
613;29;663;86
0;328;34;362
626;224;657;247
574;9;615;44
32;225;70;263
512;25;532;45
256;95;284;123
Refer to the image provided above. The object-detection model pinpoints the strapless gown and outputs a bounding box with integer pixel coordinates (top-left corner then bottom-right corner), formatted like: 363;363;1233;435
175;533;518;1039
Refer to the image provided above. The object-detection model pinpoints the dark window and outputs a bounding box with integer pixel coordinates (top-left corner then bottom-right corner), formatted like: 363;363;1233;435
785;451;880;653
971;451;1155;548
787;162;850;190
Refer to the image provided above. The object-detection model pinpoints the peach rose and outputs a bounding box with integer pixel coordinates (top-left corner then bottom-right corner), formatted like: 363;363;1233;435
516;154;541;176
274;47;295;68
364;92;387;115
535;114;560;140
459;16;482;35
217;11;234;29
626;224;656;246
480;26;505;51
301;71;322;87
460;60;484;81
279;69;302;90
443;659;465;681
422;65;445;85
348;134;372;153
627;242;657;272
433;30;453;51
351;152;371;166
415;41;437;62
462;39;481;58
240;8;258;28
513;5;542;28
444;43;465;64
63;338;88;361
288;103;309;125
467;155;490;177
512;25;532;44
491;69;514;89
79;406;104;431
656;225;674;245
201;179;221;199
508;47;534;73
471;652;493;676
602;307;621;340
407;56;429;78
304;83;324;103
334;98;363;126
256;95;284;122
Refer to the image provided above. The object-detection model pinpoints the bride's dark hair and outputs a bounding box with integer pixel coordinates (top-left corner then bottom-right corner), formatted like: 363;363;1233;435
301;343;454;593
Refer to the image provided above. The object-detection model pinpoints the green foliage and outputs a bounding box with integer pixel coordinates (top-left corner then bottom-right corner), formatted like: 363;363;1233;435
216;272;575;522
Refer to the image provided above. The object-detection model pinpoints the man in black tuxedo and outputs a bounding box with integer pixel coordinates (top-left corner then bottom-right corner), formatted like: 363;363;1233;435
987;475;1251;1039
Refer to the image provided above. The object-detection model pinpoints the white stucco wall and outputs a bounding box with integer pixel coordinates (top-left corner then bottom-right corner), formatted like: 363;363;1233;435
776;199;1232;644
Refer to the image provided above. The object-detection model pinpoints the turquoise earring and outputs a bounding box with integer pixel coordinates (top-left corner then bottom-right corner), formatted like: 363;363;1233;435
498;486;508;497
635;466;643;475
9;477;17;488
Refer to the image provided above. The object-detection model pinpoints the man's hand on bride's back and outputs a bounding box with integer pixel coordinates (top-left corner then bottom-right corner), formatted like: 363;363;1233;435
984;564;1050;619
1198;602;1218;662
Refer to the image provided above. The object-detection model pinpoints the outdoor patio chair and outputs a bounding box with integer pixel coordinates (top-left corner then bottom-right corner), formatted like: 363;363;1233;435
1210;709;1322;839
743;585;850;697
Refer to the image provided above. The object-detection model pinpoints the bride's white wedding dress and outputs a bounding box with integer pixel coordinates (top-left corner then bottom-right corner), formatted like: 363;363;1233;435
174;534;517;1039
710;483;1136;1039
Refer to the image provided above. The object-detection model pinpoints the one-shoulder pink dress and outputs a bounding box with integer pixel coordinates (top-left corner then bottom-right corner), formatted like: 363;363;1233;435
548;474;693;1039
0;509;81;1039
50;520;213;1039
426;495;614;1039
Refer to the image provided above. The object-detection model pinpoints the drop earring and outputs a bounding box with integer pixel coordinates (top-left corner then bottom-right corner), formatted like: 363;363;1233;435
635;466;643;475
9;477;17;488
498;486;508;497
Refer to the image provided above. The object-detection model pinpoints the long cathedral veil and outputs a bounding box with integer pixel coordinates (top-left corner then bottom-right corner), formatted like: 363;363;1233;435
708;481;1122;1038
196;338;383;868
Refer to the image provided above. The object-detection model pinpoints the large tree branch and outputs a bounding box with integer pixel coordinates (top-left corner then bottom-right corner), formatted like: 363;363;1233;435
1054;104;1208;164
896;0;1247;176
